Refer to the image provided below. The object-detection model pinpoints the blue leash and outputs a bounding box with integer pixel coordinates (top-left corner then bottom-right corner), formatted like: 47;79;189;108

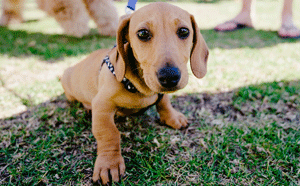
125;0;137;14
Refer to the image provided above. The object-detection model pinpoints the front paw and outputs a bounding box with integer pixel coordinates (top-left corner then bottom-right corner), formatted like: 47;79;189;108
160;109;188;129
92;153;125;185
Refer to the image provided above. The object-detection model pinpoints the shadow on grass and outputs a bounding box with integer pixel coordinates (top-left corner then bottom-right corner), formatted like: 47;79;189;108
0;26;116;61
201;28;300;49
1;26;299;62
1;79;299;184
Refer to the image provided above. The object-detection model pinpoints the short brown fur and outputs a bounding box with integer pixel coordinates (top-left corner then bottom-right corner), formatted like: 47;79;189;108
61;2;209;184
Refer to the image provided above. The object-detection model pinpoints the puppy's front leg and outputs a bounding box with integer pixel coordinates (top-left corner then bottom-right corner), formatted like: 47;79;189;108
156;95;188;129
91;93;125;184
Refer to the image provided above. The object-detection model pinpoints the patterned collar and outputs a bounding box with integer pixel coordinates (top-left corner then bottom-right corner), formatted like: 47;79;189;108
102;55;138;93
101;54;165;113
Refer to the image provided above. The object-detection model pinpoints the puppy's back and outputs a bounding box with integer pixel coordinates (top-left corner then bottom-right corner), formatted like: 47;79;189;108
61;49;110;104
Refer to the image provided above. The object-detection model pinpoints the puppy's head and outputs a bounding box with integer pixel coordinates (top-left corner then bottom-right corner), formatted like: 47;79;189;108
116;2;209;93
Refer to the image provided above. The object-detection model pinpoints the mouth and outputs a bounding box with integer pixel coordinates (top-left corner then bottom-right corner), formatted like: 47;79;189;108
158;86;181;93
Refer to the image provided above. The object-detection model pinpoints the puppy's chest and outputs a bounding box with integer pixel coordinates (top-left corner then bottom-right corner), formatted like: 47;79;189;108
114;93;158;115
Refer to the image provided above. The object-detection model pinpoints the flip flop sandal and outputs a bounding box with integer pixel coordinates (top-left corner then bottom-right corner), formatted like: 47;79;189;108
278;24;300;39
214;20;252;32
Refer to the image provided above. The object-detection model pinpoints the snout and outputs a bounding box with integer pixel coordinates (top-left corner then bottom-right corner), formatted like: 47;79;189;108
157;66;181;88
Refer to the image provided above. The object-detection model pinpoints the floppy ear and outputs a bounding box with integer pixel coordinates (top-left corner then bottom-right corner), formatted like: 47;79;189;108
190;15;209;79
115;14;131;82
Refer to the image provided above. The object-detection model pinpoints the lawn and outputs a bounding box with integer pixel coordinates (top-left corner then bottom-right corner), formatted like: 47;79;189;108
0;0;299;185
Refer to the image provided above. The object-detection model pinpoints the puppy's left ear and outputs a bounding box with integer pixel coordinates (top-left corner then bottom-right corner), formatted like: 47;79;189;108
116;14;131;82
190;15;209;79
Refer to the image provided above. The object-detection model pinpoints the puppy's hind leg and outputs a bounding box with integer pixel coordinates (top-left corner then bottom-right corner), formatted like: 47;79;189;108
64;91;75;102
82;103;92;110
61;68;76;102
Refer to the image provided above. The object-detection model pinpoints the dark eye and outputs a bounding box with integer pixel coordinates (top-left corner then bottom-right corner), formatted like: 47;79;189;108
177;27;190;39
137;29;152;41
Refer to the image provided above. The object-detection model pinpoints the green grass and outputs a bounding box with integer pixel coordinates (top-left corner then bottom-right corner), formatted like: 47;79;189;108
0;27;115;60
1;0;300;185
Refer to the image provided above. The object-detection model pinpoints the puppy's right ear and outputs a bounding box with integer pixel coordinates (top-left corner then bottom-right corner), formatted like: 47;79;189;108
115;14;131;82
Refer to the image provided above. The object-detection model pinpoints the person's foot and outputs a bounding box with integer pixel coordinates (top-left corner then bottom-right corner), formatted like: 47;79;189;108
214;12;253;32
278;24;300;39
214;20;253;32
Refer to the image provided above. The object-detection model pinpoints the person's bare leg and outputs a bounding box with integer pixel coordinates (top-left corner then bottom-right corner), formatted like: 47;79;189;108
214;0;254;31
278;0;300;38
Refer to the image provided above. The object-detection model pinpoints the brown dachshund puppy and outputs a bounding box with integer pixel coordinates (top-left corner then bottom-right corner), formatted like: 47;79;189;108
61;2;209;184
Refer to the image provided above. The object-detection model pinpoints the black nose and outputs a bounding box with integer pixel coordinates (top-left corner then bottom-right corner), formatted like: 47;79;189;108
157;66;181;88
